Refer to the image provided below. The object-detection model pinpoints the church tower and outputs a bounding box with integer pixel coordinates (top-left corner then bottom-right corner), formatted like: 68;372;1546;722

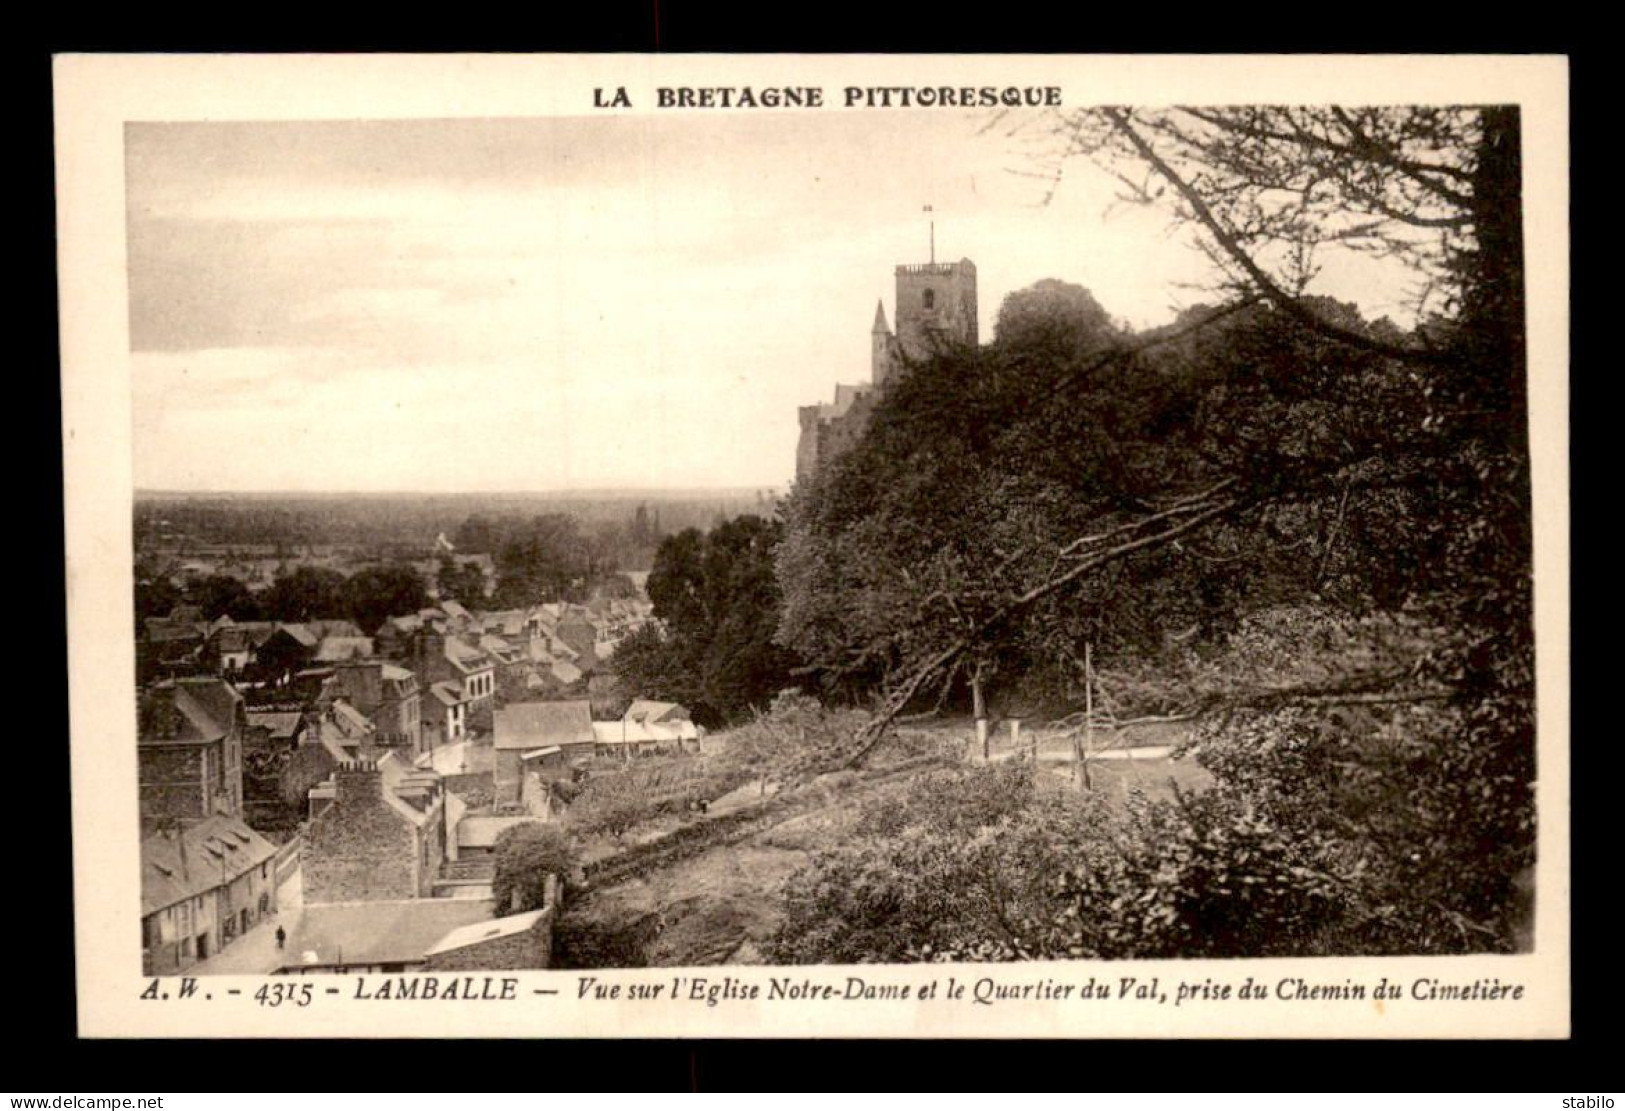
893;258;979;358
795;256;979;484
871;300;895;387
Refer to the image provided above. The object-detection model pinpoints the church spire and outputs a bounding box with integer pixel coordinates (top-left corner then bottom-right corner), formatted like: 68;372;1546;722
872;299;890;335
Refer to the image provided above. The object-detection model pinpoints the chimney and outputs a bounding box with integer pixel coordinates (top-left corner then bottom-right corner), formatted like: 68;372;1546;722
333;759;383;805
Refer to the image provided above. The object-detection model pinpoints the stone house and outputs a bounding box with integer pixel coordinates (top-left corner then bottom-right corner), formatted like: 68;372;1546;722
138;677;246;833
274;897;496;975
322;660;423;755
407;630;495;704
304;756;448;903
140;815;279;974
493;701;595;805
423;881;559;971
138;612;208;684
252;622;320;685
424;680;471;750
452;814;547;860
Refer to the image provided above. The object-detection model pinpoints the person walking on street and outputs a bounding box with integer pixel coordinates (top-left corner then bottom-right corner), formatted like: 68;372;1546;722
275;925;286;950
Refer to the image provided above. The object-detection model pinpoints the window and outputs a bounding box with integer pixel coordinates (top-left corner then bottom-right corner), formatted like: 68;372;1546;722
922;289;935;310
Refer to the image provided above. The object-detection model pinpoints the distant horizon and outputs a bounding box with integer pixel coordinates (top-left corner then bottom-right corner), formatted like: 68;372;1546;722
134;485;786;499
129;115;1415;494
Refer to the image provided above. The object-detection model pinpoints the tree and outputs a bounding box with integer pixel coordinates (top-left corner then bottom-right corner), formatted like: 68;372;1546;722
339;564;430;634
492;514;597;607
187;574;262;621
992;278;1116;356
436;556;487;607
774;106;1533;952
452;514;496;553
616;516;799;726
567;772;650;843
491;823;574;912
134;570;182;623
260;566;346;622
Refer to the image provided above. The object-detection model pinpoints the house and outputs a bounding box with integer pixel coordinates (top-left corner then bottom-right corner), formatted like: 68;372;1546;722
138;677;246;833
439;600;474;632
592;720;660;758
310;699;376;761
593;716;701;757
305;619;365;641
373;613;424;661
141;815;280;974
624;700;693;726
477;609;531;640
424;680;472;750
312;635;375;664
443;637;496;705
405;630;495;742
139;611;208;683
252;622;320;685
202;621;254;676
551;610;601;669
273;898;497;975
493;701;595;804
245;709;306;752
454;814;547;859
304;756;448;903
321;661;423;755
423;887;558;971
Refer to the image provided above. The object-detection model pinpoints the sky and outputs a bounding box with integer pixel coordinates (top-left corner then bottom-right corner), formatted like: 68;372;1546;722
125;112;1408;494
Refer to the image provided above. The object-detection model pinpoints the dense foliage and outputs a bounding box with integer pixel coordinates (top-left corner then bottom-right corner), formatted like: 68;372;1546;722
771;106;1535;955
610;516;800;727
491;823;576;912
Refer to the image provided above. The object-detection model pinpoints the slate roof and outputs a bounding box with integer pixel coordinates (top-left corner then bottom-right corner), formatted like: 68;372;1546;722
479;610;528;637
422;908;549;957
326;700;374;739
238;621;279;647
444;637;492;675
144;618;205;644
625;700;690;724
456;814;545;850
313;636;374;663
212;626;253;653
246;710;304;739
430;680;469;707
275;623;319;648
305;619;364;640
494;701;595;750
282;899;496;969
141;815;279;916
140;678;243;744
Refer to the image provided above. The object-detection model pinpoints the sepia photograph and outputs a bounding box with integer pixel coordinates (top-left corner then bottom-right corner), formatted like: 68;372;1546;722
58;54;1569;1038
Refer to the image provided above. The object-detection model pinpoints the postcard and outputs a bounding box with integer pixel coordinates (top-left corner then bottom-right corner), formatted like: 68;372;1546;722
57;53;1569;1038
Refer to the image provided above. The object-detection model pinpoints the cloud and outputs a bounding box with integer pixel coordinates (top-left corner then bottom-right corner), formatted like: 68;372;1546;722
123;113;1415;491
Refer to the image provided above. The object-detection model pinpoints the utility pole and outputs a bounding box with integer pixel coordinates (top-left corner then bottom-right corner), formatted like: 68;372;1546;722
1075;641;1094;792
